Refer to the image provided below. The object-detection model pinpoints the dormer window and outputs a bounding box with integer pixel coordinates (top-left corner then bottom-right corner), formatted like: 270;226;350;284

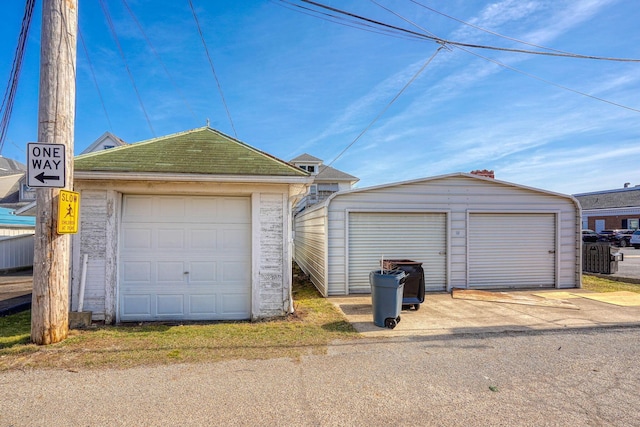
299;164;317;174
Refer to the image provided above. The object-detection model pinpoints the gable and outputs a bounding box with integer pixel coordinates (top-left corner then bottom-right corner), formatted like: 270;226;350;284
75;127;308;177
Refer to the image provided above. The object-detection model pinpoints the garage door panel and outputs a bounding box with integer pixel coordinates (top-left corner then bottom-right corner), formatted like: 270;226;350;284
120;195;251;321
190;295;216;315
123;196;153;218
157;294;184;316
122;295;151;316
221;293;251;316
189;262;216;282
158;228;185;249
219;198;251;222
123;228;152;249
469;213;555;288
348;212;447;293
159;197;186;218
223;227;251;252
157;261;185;283
222;261;250;282
191;229;217;249
122;261;151;282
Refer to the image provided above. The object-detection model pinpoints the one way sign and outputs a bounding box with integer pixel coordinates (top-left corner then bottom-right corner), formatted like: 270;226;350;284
27;143;66;188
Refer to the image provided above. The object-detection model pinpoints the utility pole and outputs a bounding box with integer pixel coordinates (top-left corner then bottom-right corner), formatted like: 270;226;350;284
31;0;77;345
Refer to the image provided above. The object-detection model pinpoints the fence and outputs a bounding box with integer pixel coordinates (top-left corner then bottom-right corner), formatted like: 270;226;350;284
0;233;34;271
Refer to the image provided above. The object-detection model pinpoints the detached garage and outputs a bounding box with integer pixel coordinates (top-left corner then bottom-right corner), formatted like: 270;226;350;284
294;173;581;296
70;127;312;323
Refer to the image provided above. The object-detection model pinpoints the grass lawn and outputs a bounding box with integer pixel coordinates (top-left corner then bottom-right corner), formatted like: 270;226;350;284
0;270;359;371
582;274;640;293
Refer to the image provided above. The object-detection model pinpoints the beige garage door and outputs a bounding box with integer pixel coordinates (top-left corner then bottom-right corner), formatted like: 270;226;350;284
468;213;556;289
348;212;447;293
119;195;251;321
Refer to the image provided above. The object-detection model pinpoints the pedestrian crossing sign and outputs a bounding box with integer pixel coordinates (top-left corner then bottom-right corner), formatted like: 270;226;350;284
57;190;80;234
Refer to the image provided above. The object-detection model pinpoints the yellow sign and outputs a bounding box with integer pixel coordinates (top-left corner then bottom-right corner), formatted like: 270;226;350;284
57;190;80;234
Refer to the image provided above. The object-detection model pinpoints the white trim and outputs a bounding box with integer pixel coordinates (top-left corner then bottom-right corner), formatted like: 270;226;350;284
251;193;260;320
75;171;313;184
582;206;640;216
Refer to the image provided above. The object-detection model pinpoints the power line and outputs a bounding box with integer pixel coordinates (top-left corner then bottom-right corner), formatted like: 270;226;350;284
373;0;640;114
297;0;640;63
328;46;445;167
0;0;36;155
98;0;156;137
188;0;237;138
273;0;425;42
408;0;584;57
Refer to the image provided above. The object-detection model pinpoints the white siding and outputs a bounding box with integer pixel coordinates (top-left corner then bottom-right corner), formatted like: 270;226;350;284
72;180;297;323
255;193;290;318
71;190;110;320
294;174;580;296
0;234;34;270
293;205;328;295
0;227;36;237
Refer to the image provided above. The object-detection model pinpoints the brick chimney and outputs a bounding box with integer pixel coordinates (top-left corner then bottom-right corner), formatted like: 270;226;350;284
470;169;495;179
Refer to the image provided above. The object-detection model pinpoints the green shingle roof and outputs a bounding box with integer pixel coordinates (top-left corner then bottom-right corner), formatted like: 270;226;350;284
74;127;309;177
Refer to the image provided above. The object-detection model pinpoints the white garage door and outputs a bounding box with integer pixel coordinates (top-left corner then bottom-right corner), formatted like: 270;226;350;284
348;212;447;293
119;195;251;321
468;213;556;289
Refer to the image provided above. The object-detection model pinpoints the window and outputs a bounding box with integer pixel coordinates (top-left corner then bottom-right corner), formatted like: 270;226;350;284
300;165;316;173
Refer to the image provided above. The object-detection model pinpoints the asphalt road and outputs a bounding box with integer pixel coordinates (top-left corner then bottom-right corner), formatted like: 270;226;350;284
614;247;640;280
1;326;639;426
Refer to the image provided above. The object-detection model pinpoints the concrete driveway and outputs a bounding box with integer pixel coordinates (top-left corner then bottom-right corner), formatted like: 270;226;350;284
330;288;640;338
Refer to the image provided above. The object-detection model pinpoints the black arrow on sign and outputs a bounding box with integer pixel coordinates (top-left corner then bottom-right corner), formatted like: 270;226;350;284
35;172;60;183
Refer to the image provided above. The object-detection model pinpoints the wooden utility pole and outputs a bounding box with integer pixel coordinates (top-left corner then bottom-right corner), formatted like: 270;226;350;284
31;0;77;345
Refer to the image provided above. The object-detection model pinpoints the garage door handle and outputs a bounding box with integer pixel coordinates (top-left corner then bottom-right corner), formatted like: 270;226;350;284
548;250;555;254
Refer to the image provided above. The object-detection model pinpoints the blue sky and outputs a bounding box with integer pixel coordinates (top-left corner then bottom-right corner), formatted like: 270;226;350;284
2;0;639;195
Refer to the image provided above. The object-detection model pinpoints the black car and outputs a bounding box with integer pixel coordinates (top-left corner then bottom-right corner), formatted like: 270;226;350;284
582;229;600;242
597;229;635;247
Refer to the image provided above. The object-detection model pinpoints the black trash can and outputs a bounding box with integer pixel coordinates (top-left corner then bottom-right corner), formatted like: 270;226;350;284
369;269;406;329
382;260;425;310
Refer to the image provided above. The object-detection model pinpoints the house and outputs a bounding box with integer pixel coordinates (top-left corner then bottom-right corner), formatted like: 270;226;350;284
79;131;128;154
573;184;640;232
0;156;32;210
70;127;312;323
289;154;359;212
0;207;35;237
294;173;581;296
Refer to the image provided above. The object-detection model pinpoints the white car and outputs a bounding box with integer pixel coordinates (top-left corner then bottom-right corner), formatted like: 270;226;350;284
631;230;640;249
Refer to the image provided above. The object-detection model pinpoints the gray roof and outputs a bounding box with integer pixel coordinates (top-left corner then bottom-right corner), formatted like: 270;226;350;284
316;164;359;183
0;157;26;177
573;187;640;209
290;153;323;163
